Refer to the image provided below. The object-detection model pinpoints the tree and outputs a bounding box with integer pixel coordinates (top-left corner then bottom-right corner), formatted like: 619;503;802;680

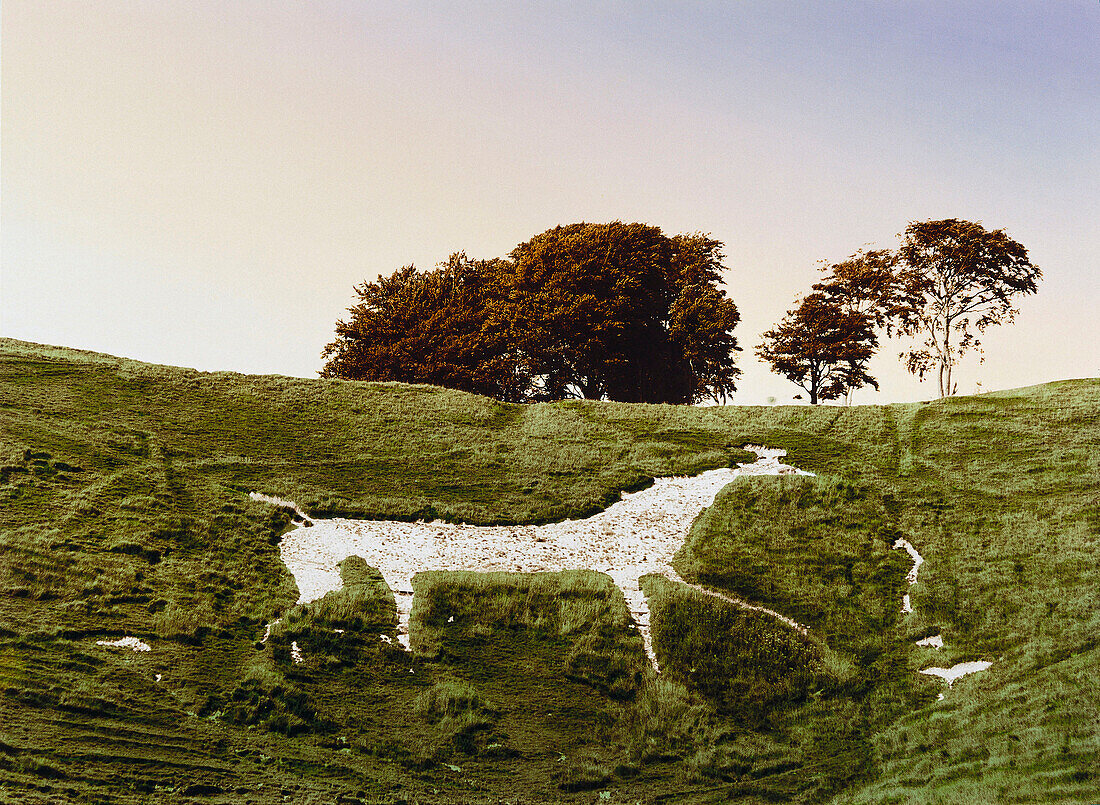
321;223;742;404
505;224;740;404
320;254;533;402
811;248;912;404
506;223;740;403
666;234;743;403
894;218;1041;397
505;222;671;402
756;293;879;405
813;248;911;333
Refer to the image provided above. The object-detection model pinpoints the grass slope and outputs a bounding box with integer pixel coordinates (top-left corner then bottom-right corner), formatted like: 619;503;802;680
0;337;1097;804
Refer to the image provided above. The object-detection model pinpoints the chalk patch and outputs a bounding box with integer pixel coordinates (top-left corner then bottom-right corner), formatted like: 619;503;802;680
260;619;280;643
894;538;924;584
290;641;303;664
893;537;924;614
249;492;312;525
96;636;151;652
921;660;992;685
892;537;993;691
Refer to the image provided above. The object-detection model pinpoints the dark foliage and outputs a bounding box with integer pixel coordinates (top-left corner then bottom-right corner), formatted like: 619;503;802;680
320;254;529;401
322;222;741;404
813;248;912;336
756;293;879;404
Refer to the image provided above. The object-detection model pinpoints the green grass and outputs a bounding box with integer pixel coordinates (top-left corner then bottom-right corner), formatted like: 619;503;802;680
410;570;648;699
0;337;1098;803
275;556;399;640
640;574;827;722
675;474;908;651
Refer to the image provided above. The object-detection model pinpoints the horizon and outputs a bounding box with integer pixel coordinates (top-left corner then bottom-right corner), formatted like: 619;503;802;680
4;335;1093;408
4;2;1098;405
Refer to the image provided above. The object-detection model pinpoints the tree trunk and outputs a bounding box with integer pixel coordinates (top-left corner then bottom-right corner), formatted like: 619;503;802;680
941;318;953;397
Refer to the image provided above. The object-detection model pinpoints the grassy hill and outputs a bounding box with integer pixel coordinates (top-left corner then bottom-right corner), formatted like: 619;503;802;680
0;337;1097;804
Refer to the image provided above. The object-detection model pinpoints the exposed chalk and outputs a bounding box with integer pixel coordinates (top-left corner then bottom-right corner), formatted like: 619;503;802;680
249;492;312;525
894;539;993;690
893;537;924;614
96;636;151;652
254;446;814;669
260;619;280;643
921;660;992;685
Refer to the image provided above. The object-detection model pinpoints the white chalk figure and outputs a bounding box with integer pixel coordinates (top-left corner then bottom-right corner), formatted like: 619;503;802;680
255;446;813;667
96;636;151;652
255;447;995;695
254;448;996;697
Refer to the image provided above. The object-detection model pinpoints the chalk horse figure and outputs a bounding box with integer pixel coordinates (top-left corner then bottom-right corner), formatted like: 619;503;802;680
253;447;812;667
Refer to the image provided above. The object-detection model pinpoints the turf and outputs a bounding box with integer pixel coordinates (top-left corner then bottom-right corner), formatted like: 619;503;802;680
0;337;1097;803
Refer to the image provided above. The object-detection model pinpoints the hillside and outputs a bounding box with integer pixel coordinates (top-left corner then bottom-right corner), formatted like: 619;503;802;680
1;338;1097;804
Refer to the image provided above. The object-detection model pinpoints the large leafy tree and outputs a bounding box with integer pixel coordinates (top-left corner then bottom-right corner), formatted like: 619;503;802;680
322;223;741;404
811;248;912;404
756;293;879;405
505;222;671;402
894;219;1041;397
665;234;743;403
320;254;532;402
507;223;740;403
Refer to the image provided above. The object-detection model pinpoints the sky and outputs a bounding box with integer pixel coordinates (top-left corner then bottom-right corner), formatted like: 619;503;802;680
3;1;1098;405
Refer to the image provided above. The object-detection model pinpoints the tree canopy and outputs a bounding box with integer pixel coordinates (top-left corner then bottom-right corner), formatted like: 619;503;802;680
322;223;741;404
759;220;1040;402
756;293;879;405
808;248;911;404
813;248;911;334
320;255;530;401
894;218;1041;397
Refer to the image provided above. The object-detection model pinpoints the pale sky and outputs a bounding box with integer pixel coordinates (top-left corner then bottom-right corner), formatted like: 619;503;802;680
3;2;1098;405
